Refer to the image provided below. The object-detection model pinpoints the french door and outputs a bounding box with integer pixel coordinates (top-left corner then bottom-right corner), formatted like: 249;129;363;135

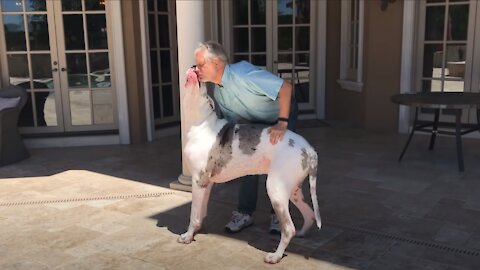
0;0;117;134
416;0;480;124
222;0;316;112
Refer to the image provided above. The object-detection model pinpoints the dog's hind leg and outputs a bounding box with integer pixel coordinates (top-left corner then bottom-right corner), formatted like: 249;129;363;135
178;179;213;244
290;184;315;237
264;173;296;264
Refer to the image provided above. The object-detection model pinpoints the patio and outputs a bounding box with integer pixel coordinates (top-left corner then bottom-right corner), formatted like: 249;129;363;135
1;125;480;269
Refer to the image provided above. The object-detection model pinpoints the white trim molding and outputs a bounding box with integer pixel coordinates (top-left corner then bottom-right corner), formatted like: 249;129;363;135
338;0;364;92
316;0;327;119
398;0;416;133
110;1;130;144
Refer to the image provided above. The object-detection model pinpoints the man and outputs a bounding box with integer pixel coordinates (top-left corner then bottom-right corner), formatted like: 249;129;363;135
193;41;297;234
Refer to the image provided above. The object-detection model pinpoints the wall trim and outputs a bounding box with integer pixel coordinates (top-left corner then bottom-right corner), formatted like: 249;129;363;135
399;0;416;133
316;0;327;119
110;1;130;144
25;135;120;148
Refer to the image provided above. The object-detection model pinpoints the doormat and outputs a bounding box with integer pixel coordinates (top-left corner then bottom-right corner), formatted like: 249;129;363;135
296;119;330;128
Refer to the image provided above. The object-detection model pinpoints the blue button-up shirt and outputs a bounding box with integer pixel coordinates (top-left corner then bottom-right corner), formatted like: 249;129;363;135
211;61;284;123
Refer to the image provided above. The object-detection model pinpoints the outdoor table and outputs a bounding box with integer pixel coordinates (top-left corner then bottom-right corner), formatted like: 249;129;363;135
391;92;480;172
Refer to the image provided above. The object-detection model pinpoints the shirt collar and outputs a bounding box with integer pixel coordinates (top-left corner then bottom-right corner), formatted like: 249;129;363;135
218;64;230;88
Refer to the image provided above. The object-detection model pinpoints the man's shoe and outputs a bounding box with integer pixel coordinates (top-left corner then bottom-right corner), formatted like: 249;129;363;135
270;214;281;234
225;211;253;233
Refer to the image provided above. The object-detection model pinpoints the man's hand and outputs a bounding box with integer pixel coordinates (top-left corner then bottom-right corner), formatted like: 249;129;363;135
268;121;288;145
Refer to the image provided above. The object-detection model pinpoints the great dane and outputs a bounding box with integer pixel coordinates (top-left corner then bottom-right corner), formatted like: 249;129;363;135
177;68;321;264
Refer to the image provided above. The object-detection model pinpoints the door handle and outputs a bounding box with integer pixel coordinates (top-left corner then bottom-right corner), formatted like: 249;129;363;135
61;67;67;72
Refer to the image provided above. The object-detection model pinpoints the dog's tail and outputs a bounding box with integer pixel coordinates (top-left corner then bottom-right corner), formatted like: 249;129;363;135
307;147;321;229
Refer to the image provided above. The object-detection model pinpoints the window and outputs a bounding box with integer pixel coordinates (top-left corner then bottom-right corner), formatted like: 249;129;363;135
337;0;364;92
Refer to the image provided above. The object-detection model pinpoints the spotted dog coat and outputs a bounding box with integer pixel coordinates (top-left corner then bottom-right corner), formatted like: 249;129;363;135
178;68;321;264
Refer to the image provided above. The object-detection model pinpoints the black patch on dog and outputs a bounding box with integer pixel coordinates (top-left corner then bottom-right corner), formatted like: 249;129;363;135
205;123;235;177
301;148;309;171
237;124;265;155
288;139;295;147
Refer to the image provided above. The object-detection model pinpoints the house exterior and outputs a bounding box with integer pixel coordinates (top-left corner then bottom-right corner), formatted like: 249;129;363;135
0;0;477;148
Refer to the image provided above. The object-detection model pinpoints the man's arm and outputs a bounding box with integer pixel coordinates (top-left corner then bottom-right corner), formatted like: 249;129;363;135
268;80;292;144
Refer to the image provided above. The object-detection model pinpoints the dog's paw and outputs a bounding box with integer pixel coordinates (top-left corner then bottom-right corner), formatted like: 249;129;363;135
177;233;193;244
264;252;282;264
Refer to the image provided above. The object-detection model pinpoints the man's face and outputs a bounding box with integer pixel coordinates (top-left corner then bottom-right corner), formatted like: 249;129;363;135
195;50;217;82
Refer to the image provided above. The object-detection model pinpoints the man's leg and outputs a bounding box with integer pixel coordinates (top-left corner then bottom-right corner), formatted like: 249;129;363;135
225;175;258;233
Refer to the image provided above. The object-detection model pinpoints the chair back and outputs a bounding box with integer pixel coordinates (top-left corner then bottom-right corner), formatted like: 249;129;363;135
0;85;28;111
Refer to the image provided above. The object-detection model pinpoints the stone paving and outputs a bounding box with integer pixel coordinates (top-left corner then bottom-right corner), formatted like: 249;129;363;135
1;125;480;269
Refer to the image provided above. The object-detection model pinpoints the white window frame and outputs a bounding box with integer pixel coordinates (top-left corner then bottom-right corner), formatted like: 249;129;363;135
337;0;364;92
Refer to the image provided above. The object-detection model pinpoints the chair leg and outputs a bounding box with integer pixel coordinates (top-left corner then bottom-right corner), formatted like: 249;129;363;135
399;107;418;162
455;109;464;172
429;109;440;150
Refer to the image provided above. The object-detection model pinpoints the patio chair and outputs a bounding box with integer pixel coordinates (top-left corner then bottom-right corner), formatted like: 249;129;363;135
0;85;29;166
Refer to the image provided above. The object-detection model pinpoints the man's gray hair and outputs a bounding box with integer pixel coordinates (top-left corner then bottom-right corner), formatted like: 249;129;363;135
195;41;229;64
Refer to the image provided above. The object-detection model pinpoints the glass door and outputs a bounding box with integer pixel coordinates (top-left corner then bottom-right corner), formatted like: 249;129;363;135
53;0;116;132
416;0;477;124
0;0;117;134
226;0;315;112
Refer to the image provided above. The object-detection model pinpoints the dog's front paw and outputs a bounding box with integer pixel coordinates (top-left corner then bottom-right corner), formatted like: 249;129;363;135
264;252;283;264
177;233;194;244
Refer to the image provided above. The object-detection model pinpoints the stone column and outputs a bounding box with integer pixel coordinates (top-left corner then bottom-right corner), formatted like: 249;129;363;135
169;0;205;192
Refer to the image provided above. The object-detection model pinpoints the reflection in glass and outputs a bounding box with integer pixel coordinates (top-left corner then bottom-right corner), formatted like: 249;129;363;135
251;27;266;52
234;28;249;52
423;79;443;92
162;85;173;117
295;53;309;66
147;0;154;11
26;0;46;11
157;0;167;12
18;93;33;127
150;51;158;84
277;54;293;80
152;86;160;118
278;27;292;51
1;0;22;12
7;54;28;86
445;44;466;78
93;90;114;124
233;54;249;63
31;54;52;88
28;15;50;51
34;91;50;126
444;80;464;92
42;91;57;126
3;15;26;51
233;0;248;25
85;0;105;11
251;54;266;67
62;0;82;11
70;90;92;125
66;53;88;88
423;44;443;78
89;53;110;88
295;0;310;24
251;0;266;25
296;27;309;51
158;15;169;48
448;5;468;41
148;15;156;48
64;15;85;50
425;6;445;41
160;51;171;83
87;14;108;49
278;0;293;24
